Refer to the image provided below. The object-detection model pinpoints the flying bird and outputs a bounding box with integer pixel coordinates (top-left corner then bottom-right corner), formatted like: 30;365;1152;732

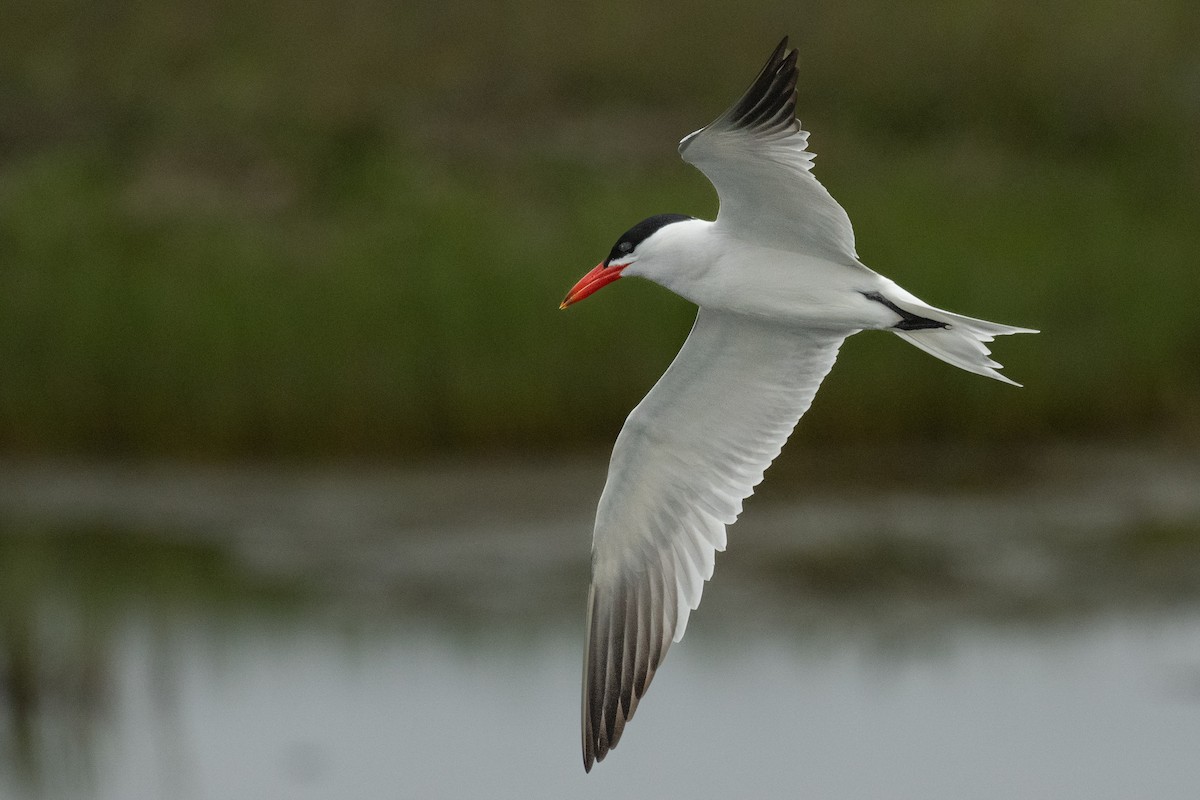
560;37;1036;772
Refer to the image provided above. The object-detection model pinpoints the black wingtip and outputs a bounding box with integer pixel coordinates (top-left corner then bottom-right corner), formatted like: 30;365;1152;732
581;574;671;774
722;36;799;136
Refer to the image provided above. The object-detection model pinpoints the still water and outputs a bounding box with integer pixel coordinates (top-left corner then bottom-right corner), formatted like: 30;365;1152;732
2;445;1199;799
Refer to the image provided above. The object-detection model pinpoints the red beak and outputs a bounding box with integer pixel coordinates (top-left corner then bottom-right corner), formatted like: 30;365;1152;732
560;263;626;309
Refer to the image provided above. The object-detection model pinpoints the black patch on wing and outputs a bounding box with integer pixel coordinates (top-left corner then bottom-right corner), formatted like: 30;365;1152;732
604;213;695;266
862;291;949;331
581;571;675;772
723;36;800;138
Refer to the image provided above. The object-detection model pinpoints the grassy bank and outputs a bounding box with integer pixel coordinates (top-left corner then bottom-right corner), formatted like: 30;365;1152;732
1;0;1197;457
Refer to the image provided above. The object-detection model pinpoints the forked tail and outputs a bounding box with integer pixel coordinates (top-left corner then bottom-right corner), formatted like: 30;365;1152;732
882;293;1038;386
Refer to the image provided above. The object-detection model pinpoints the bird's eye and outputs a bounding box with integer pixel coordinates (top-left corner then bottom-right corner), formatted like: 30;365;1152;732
618;242;633;253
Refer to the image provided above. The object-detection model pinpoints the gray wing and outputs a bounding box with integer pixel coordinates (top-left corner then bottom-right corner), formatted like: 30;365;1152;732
678;37;858;264
582;309;846;770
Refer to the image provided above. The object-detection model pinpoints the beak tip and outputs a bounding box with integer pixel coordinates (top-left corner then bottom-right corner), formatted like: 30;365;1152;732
561;262;621;310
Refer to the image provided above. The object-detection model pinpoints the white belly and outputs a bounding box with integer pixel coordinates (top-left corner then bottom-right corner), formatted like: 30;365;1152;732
672;245;898;331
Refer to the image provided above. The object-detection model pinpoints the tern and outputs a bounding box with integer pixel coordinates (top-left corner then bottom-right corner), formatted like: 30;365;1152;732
561;37;1036;771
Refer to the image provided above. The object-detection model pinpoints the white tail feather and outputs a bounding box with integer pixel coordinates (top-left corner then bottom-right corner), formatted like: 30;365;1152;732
887;298;1037;386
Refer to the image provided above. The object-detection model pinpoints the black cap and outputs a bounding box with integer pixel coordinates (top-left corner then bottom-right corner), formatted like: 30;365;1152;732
604;214;695;266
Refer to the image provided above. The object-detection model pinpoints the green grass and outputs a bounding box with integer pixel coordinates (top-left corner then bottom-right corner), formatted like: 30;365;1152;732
1;0;1197;457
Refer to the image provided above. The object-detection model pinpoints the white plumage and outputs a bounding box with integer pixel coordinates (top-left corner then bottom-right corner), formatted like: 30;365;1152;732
562;37;1036;771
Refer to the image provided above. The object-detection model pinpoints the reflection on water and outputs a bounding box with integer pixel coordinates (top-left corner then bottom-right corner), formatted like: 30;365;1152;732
1;445;1199;799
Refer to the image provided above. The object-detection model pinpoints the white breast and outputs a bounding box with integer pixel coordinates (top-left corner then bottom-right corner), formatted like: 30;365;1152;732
629;220;896;330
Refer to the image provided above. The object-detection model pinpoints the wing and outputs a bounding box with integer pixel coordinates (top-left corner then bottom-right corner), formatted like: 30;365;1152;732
581;309;846;770
678;37;858;264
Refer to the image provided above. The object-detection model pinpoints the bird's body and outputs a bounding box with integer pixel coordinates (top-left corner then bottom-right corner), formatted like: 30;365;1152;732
561;38;1036;771
626;218;903;330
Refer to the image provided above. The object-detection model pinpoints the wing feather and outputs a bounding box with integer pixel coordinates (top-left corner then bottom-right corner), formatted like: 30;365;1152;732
581;309;846;770
678;37;858;264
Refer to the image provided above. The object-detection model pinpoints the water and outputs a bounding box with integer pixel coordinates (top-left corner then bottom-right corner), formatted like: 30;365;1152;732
2;445;1199;799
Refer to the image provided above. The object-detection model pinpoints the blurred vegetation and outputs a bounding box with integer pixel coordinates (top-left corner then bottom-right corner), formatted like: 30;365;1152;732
1;0;1198;458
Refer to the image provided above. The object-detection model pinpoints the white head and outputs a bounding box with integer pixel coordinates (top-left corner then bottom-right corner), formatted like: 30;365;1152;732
560;214;697;308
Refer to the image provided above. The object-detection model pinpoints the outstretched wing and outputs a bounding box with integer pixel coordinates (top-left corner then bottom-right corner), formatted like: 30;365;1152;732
678;37;858;264
582;309;846;770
